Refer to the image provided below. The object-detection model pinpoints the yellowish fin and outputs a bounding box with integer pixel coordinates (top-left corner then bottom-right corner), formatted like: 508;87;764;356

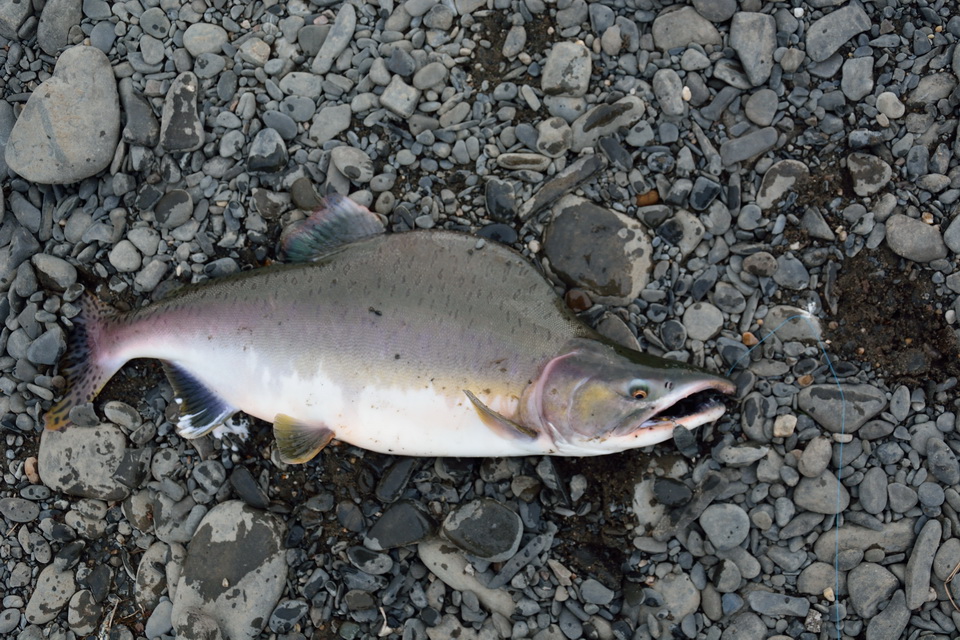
274;413;335;464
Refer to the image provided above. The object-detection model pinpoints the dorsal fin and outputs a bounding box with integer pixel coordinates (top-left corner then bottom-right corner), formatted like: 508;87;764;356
280;194;385;262
162;362;237;438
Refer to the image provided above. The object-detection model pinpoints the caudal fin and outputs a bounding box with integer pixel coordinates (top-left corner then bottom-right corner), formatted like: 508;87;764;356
44;294;123;430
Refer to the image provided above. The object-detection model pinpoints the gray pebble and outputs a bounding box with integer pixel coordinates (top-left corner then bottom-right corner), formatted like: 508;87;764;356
841;56;874;100
247;128;289;173
887;482;919;513
652;68;685;118
699;503;749;550
6;46;120;184
729;13;776;86
380;76;421;118
848;563;898;617
182;23;227;57
311;3;356;75
805;3;871;62
927;438;960;485
745;590;809;617
859;467;888;514
652;6;721;51
0;496;41;522
541;42;591;97
885;213;947;262
794;471;849;514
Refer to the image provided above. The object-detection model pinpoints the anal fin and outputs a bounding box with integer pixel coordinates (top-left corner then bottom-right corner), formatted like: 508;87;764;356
274;414;335;464
463;390;537;440
162;362;237;438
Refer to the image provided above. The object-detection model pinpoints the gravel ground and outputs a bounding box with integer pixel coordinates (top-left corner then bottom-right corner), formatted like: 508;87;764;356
2;0;960;639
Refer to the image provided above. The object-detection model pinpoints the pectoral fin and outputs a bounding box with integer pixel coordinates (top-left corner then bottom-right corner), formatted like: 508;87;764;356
273;414;335;464
463;390;537;441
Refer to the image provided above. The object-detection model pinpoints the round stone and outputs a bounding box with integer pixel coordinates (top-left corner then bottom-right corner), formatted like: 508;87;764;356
442;498;522;562
699;504;749;551
683;302;723;341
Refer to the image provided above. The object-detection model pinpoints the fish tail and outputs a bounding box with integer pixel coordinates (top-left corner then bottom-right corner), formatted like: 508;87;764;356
44;293;124;430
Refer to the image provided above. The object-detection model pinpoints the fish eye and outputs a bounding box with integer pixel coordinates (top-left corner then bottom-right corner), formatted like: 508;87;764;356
631;386;648;400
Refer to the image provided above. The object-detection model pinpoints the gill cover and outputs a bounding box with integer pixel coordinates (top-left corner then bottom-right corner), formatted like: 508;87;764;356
521;338;735;452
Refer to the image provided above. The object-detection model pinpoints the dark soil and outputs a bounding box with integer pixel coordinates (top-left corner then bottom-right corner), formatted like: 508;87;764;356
826;247;960;385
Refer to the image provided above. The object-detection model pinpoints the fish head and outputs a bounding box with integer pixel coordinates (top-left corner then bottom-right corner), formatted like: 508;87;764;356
522;338;736;455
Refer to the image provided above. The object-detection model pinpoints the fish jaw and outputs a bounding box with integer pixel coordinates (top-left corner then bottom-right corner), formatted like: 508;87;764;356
521;338;737;456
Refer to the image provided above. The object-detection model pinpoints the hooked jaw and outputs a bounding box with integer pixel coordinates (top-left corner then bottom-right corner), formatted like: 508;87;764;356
625;377;737;441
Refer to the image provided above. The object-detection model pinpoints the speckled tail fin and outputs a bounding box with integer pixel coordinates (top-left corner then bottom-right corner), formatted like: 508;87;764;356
162;362;238;438
279;194;385;262
44;294;122;431
273;414;335;464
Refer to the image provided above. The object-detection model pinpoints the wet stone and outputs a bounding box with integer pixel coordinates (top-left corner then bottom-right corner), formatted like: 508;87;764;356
247;128;289;173
331;146;374;184
365;501;434;550
652;477;694;510
160;72;203;153
225;466;266;509
443;498;522;562
348;546;393;575
25;564;76;624
375;458;416;503
269;599;309;634
541;42;591;98
797;384;886;433
171;501;287;640
155;190;193;228
847;152;892;197
689;177;721;211
543;197;652;305
39;424;131;500
756;160;808;209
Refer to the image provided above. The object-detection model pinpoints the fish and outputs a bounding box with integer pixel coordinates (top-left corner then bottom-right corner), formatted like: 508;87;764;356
44;195;736;463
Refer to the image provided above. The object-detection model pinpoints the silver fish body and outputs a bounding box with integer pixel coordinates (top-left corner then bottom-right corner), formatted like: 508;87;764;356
46;198;735;462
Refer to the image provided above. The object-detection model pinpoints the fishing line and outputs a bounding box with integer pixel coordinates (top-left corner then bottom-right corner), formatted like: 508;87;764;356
725;314;846;640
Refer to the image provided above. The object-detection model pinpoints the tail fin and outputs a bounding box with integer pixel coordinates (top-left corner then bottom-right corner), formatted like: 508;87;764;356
44;294;123;430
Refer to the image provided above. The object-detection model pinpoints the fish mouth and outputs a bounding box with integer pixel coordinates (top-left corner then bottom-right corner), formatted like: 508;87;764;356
631;380;737;434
